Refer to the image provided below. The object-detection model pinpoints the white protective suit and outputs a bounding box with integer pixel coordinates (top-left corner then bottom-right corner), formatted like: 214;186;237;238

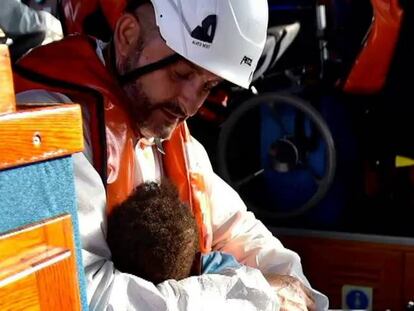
17;89;329;311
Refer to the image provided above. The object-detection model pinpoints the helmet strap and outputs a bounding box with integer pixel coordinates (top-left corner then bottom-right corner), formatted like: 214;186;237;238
118;53;182;85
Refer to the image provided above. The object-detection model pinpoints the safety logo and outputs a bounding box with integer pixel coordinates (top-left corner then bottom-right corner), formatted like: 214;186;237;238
191;15;217;49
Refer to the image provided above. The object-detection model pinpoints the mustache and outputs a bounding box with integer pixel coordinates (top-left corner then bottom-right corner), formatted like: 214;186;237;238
150;101;187;120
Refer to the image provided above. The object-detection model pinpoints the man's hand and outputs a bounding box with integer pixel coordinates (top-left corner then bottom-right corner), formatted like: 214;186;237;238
265;274;316;311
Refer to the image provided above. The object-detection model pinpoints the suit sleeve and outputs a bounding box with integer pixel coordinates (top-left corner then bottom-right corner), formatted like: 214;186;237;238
190;137;329;310
73;151;279;311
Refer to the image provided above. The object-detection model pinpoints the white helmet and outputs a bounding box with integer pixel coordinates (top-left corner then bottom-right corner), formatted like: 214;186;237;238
150;0;269;89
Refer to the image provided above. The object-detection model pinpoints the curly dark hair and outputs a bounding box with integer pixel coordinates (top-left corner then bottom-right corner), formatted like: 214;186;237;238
107;180;199;284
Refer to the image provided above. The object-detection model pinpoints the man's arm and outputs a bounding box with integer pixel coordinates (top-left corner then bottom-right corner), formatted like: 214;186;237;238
17;90;280;310
201;251;315;311
265;274;316;311
76;120;325;310
83;248;278;311
74;149;278;311
189;137;329;310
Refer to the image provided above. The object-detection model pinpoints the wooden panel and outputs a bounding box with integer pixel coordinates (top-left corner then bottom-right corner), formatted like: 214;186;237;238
0;215;81;310
43;212;76;251
0;245;69;285
0;45;15;115
0;215;73;262
0;274;40;311
279;235;407;310
0;104;84;170
37;257;80;310
0;228;46;262
404;253;414;305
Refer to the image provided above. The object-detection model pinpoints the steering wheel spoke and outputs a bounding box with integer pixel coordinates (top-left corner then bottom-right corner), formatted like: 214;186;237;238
234;169;265;189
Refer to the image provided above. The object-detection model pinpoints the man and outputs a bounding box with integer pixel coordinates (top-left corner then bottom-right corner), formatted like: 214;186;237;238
14;0;328;309
107;179;280;310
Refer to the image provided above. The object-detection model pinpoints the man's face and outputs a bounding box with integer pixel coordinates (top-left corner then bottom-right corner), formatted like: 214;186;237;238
120;34;221;140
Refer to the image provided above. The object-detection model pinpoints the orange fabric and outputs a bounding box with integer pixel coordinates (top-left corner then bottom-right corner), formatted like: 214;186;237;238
343;0;403;94
163;124;192;211
14;35;212;252
189;172;212;252
14;36;136;214
164;124;212;253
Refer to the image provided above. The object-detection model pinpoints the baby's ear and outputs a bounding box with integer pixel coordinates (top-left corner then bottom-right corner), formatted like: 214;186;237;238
190;252;202;276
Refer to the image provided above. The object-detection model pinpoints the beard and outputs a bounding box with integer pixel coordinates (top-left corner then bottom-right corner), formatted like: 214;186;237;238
123;82;182;140
120;42;186;140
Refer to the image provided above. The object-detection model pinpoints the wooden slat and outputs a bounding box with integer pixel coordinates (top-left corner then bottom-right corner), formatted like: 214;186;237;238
0;104;84;170
43;211;76;251
0;274;40;311
0;45;15;115
0;215;81;310
0;215;72;260
0;245;70;286
0;228;46;262
37;256;80;310
0;215;73;283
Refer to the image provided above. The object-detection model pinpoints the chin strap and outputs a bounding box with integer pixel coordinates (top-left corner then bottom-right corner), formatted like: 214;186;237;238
118;53;182;85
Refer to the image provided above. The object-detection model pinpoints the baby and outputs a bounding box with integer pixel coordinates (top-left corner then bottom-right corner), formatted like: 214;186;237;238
107;180;203;284
106;180;281;311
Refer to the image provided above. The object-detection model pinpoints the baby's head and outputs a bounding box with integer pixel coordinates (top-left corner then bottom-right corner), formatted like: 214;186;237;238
107;180;199;284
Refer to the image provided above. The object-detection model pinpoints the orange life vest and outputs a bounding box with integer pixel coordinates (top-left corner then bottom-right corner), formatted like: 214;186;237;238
13;35;212;253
